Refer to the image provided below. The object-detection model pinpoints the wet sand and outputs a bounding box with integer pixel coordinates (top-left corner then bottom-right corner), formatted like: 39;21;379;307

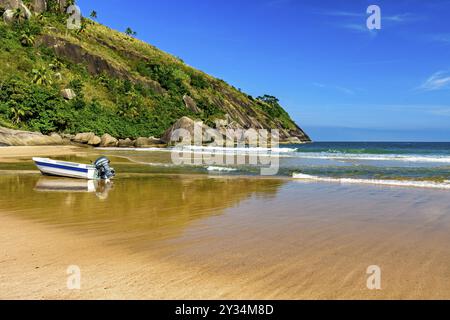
1;171;450;299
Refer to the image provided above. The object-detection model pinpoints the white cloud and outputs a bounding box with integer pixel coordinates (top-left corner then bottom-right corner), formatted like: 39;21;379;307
418;71;450;91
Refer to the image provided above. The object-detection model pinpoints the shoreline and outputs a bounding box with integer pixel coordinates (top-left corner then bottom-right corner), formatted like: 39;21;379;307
1;145;450;191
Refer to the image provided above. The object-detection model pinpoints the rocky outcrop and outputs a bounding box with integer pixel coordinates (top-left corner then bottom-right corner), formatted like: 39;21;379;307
39;35;130;79
161;117;218;145
38;35;164;94
0;127;63;146
72;132;95;144
118;138;135;148
100;134;118;147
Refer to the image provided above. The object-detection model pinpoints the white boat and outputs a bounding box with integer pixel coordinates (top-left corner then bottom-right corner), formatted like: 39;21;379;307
32;157;115;180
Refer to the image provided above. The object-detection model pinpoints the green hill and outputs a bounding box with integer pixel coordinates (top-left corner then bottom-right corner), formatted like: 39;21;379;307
0;0;311;143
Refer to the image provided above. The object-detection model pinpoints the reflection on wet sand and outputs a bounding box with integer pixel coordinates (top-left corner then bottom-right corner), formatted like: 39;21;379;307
34;178;113;200
0;174;285;245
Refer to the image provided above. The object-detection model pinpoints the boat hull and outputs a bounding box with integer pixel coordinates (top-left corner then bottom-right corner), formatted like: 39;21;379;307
33;158;97;180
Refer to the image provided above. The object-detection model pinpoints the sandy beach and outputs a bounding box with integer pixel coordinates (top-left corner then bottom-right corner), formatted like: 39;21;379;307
1;145;450;300
0;146;89;163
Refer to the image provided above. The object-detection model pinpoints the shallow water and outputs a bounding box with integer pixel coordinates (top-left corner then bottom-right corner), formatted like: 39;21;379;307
95;142;450;186
2;173;450;298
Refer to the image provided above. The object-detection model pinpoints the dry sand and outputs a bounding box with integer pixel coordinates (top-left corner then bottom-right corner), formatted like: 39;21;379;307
0;146;87;163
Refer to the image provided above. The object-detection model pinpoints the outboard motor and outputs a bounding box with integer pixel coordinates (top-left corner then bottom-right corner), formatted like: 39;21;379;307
94;156;115;180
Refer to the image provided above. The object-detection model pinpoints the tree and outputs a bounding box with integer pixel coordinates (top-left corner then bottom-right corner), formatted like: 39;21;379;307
125;27;137;37
257;95;280;106
90;10;97;20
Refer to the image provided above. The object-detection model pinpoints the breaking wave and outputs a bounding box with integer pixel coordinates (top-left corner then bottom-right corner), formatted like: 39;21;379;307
292;173;450;190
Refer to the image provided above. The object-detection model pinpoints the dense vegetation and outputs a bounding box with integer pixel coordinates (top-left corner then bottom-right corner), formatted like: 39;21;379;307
0;2;307;140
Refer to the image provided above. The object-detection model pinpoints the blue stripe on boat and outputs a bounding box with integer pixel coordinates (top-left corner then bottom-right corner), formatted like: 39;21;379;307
35;161;89;173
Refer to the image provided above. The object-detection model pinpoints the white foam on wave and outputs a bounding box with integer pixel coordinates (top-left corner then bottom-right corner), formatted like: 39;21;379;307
96;147;165;152
206;166;238;172
182;146;297;153
292;173;450;190
97;146;297;156
292;152;450;164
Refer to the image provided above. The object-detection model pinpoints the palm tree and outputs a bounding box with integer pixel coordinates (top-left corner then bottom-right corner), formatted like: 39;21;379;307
32;67;53;86
90;10;97;20
13;7;24;23
20;32;35;47
10;106;26;124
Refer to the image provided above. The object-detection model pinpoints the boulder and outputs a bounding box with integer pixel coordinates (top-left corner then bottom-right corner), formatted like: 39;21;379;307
72;132;95;144
61;88;76;100
161;116;218;145
100;134;118;147
2;9;14;23
0;127;63;146
118;138;135;148
87;135;101;146
135;137;164;148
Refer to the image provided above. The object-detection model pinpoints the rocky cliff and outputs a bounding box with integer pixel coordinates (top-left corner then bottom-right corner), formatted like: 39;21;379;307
0;0;311;145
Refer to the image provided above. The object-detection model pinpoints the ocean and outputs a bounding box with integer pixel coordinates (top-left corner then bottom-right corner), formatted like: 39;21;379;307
99;142;450;189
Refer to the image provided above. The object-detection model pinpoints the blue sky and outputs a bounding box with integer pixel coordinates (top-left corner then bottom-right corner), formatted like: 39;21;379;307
77;0;450;141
